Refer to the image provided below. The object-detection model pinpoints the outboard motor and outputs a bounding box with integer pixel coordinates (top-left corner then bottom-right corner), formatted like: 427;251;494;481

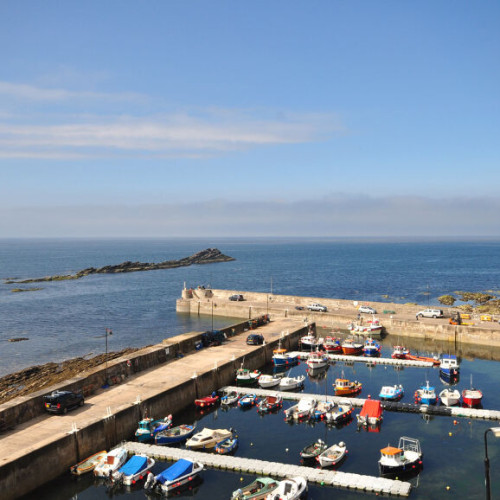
144;471;156;491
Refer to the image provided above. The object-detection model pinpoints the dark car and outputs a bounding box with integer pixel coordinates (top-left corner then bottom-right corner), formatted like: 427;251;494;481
229;294;244;301
246;333;264;345
43;390;84;414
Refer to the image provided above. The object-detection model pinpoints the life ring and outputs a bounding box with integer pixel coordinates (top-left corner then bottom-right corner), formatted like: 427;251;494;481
126;359;132;367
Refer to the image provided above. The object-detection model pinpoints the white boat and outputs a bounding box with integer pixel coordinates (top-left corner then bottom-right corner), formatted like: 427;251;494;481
299;334;323;351
185;427;233;449
317;441;347;468
279;375;305;391
378;436;422;476
94;447;128;477
259;374;281;389
144;458;203;493
284;398;316;421
348;318;384;337
265;476;307;500
112;454;155;485
221;391;240;405
439;388;461;406
306;351;329;370
379;384;404;401
325;401;353;425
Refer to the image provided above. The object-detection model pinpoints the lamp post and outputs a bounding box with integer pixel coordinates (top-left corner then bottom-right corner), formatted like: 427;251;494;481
484;427;500;499
211;300;214;333
104;327;113;385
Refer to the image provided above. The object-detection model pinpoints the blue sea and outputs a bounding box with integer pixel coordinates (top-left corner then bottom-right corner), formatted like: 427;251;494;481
2;237;500;500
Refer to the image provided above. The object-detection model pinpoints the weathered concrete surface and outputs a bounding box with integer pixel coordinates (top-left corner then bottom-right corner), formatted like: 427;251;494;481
0;318;306;500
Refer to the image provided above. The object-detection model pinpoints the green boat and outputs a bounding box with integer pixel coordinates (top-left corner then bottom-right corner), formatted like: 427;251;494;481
235;363;261;385
231;477;279;499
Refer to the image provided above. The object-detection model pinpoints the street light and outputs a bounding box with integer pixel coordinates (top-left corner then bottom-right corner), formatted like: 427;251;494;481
104;327;113;385
484;427;500;499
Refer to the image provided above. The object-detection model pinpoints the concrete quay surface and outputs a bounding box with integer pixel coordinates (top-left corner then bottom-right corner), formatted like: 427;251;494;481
0;318;304;500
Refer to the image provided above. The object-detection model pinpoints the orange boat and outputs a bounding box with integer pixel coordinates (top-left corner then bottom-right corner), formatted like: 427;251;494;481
405;353;440;366
333;378;362;396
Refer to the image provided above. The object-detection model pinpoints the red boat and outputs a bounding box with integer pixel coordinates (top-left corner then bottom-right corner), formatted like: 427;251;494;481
462;388;483;407
194;393;219;408
323;336;342;353
341;338;363;356
391;346;409;359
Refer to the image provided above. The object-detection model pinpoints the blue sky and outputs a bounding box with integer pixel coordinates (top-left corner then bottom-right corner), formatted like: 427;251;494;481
1;1;499;237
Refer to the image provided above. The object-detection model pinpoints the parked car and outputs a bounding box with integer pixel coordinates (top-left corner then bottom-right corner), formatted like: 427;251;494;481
307;303;328;312
358;305;377;314
246;333;265;345
43;390;84;414
416;308;444;319
229;294;244;301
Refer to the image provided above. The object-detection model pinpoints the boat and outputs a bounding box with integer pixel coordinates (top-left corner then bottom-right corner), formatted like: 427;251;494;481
221;391;240;405
325;401;353;425
341;337;363;355
317;441;347;468
272;343;300;367
311;399;335;420
194;393;219;408
391;345;409;359
439;388;461;406
299;334;322;351
238;394;259;408
378;436;423;476
333;377;362;396
414;381;438;405
94;447;128;477
231;477;280;500
236;363;261;385
323;336;342;353
257;394;283;413
357;398;383;426
135;415;172;443
406;353;440;365
69;450;107;475
215;435;239;454
279;374;305;391
462;376;483;407
144;458;203;494
284;397;316;421
259;374;282;389
379;384;404;401
265;476;307;500
185;427;233;449
300;438;327;460
439;354;460;380
305;351;329;370
362;337;381;357
154;423;196;445
112;454;155;485
348;318;384;337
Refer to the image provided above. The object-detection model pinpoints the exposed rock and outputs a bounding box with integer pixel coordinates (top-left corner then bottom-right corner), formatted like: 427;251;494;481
4;248;235;284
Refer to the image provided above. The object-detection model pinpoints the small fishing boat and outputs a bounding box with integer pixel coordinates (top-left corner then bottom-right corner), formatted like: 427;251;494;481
306;351;329;370
357;399;383;426
379;384;404;401
238;394;258;408
391;345;409;359
236;363;261;385
406;353;440;365
317;441;347;468
259;374;281;389
155;423;196;445
349;318;384;337
257;394;283;413
265;476;307;500
439;388;461;406
215;435;239;454
70;450;107;475
112;454;155;486
279;374;305;391
194;393;219;408
231;477;279;500
311;400;335;420
362;337;381;357
272;342;300;367
378;437;423;476
439;354;460;381
414;381;437;405
186;427;233;449
325;401;353;425
341;338;363;356
300;438;327;460
144;459;203;494
299;334;322;351
284;398;316;421
135;415;172;443
221;391;240;406
94;447;128;477
333;377;362;397
323;336;342;353
462;378;483;407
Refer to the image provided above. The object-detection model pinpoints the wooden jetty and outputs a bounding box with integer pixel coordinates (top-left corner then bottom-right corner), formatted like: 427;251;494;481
123;441;412;497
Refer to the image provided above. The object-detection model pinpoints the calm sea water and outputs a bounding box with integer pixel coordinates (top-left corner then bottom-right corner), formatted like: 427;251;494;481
3;237;500;499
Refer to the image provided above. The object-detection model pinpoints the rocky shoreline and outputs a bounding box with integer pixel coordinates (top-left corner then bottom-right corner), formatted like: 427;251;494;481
4;248;234;284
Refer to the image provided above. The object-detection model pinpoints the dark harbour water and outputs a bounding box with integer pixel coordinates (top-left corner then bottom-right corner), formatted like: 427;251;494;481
2;237;500;499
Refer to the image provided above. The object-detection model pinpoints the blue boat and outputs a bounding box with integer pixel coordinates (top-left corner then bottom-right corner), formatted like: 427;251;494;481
215;436;239;454
363;337;381;357
238;394;258;408
145;458;204;494
112;454;155;485
439;354;460;381
414;381;437;405
135;415;172;443
379;384;404;401
154;423;196;445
